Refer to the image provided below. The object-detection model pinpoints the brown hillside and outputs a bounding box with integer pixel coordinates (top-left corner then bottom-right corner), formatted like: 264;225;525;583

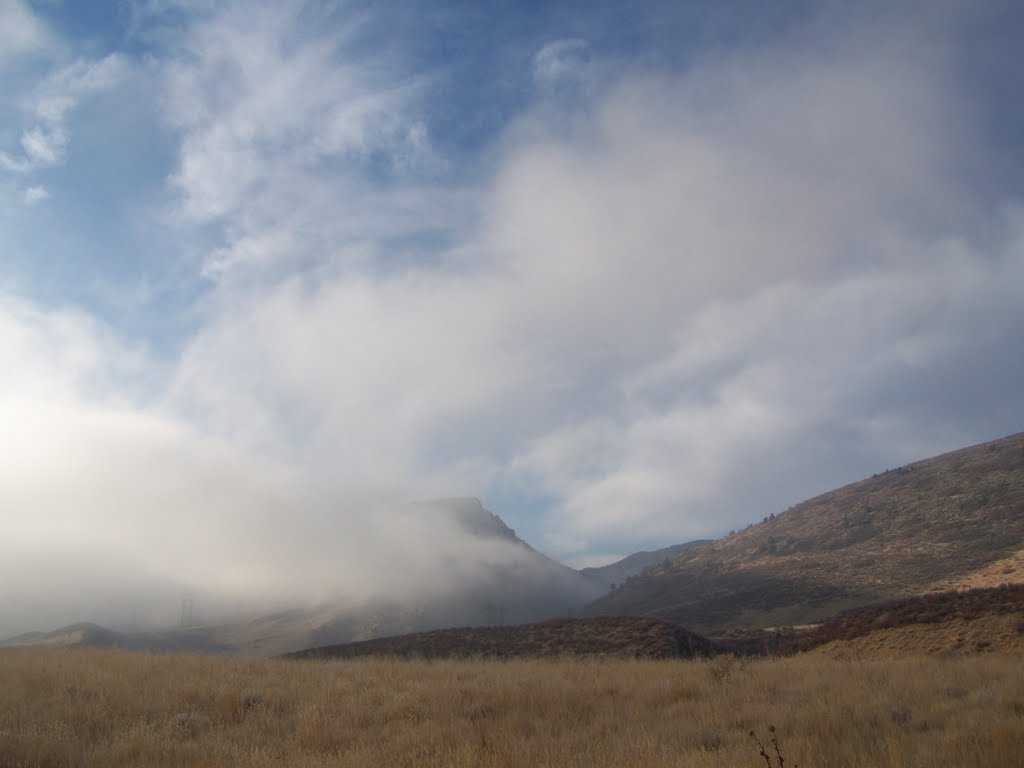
787;585;1024;654
284;616;719;660
708;585;1024;657
807;613;1024;658
589;431;1024;631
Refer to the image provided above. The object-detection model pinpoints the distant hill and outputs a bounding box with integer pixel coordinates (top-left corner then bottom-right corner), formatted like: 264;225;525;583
580;541;711;589
0;621;233;653
2;623;119;649
588;431;1024;631
284;616;720;661
3;498;604;656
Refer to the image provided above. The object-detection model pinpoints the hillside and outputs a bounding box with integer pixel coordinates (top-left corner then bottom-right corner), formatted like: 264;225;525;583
807;613;1024;658
1;623;122;650
709;585;1024;657
588;431;1024;631
284;616;719;660
789;585;1024;658
580;540;710;589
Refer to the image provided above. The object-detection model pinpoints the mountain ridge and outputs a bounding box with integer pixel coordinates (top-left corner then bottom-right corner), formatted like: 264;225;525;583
580;540;711;589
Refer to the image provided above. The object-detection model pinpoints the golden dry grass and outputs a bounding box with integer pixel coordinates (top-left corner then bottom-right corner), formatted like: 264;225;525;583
2;649;1023;767
938;547;1024;591
809;613;1024;659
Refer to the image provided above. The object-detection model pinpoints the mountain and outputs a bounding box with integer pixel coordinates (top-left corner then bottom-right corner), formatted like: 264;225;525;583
342;497;606;627
580;541;711;589
588;431;1024;632
3;498;604;656
284;616;719;661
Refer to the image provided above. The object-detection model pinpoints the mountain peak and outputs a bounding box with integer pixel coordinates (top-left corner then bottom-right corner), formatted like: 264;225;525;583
409;497;519;541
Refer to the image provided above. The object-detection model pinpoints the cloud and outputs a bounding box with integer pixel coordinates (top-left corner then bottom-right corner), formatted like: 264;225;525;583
0;53;126;174
533;38;591;88
0;292;577;636
21;184;48;204
0;0;52;68
169;3;1023;561
2;0;1023;635
516;224;1024;544
155;0;446;280
482;23;1024;550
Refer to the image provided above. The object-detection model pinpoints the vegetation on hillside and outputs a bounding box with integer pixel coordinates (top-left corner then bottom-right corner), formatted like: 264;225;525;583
3;648;1023;767
278;586;1021;661
285;616;719;661
784;584;1024;653
711;584;1024;657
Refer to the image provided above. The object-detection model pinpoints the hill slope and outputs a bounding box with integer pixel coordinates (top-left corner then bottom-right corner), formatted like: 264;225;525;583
284;616;719;660
580;541;710;589
789;585;1024;657
588;431;1024;631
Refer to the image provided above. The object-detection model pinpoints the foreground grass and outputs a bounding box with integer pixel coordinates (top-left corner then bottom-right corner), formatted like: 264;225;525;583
1;649;1022;767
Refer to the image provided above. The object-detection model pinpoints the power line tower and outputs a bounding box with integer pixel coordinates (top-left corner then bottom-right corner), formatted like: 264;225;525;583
180;594;195;628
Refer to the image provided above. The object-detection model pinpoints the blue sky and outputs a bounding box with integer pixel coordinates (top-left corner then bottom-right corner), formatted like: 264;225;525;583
1;0;1023;632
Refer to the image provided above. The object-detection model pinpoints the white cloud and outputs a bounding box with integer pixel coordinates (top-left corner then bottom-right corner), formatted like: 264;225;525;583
516;229;1024;545
533;38;590;87
21;184;48;204
0;291;574;636
19;124;63;165
0;0;52;68
167;6;1023;560
32;54;126;123
157;1;443;280
0;53;126;174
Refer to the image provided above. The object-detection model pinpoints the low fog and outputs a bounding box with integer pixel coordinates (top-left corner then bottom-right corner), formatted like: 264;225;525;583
2;1;1023;638
0;435;577;636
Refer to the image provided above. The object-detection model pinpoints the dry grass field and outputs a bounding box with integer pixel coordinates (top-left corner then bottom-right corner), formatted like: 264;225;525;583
807;612;1024;659
780;585;1024;657
2;649;1022;767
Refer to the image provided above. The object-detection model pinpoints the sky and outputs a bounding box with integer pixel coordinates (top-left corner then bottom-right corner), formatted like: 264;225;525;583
1;0;1023;634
